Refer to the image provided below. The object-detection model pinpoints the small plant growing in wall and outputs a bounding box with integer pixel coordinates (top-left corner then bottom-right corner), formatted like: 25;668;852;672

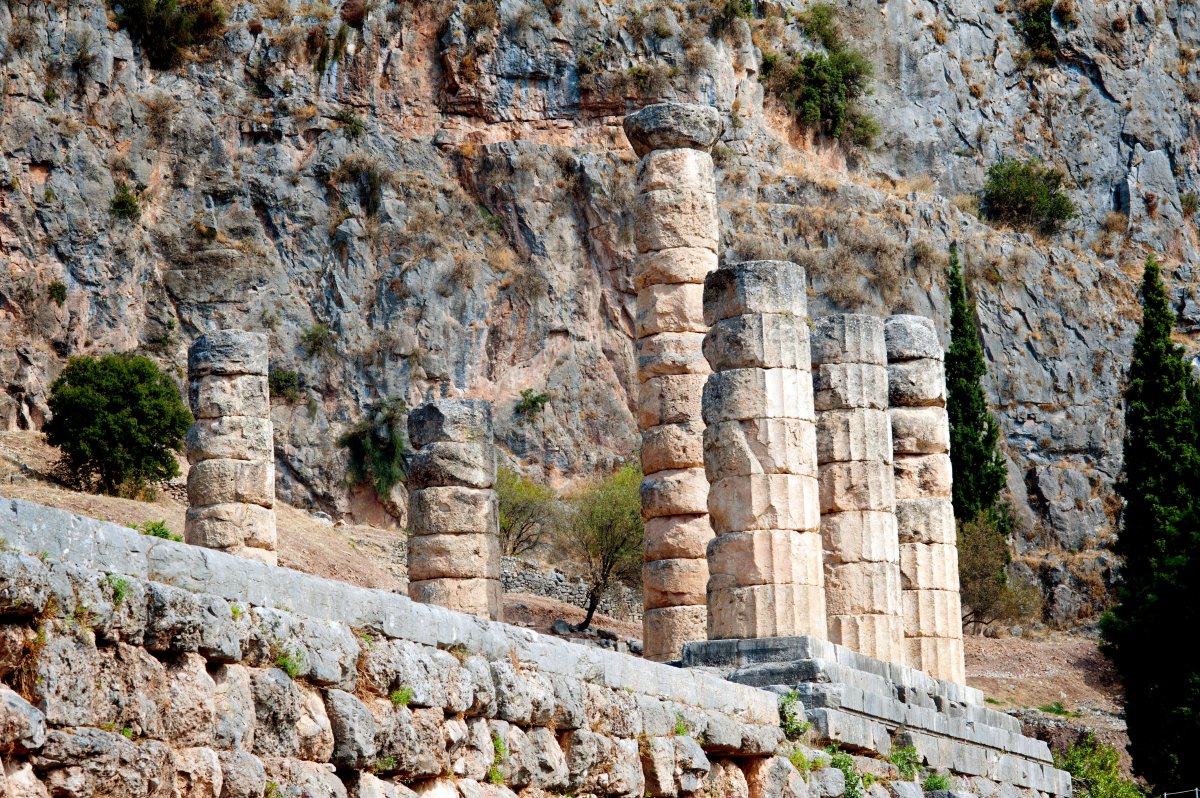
888;744;920;780
131;520;183;542
105;573;130;605
826;745;864;798
487;731;509;784
673;713;689;736
273;646;304;678
389;687;413;707
779;689;811;740
923;771;952;791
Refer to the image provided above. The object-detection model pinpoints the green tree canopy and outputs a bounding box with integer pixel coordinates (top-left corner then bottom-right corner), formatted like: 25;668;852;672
45;354;192;495
1101;256;1200;789
497;466;560;557
566;462;644;632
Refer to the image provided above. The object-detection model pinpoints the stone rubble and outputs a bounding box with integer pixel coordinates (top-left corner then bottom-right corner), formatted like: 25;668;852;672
701;261;826;641
886;316;966;684
405;400;503;621
812;316;906;664
184;330;278;566
625;102;723;663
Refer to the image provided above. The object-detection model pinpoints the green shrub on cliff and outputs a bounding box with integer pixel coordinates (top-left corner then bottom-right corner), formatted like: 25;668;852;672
981;159;1077;235
111;0;226;69
1054;735;1142;798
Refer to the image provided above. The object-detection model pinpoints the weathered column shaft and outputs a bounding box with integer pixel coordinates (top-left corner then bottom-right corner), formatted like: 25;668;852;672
886;315;965;683
701;261;826;640
185;330;277;566
812;315;906;663
405;399;503;622
624;103;724;662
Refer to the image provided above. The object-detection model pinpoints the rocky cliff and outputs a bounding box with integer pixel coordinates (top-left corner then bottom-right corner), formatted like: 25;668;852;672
2;0;1196;625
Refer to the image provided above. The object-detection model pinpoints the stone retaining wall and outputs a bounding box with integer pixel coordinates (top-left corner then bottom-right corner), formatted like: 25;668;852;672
500;557;643;623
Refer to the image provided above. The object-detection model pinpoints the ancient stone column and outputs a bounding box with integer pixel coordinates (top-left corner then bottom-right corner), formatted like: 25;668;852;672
885;315;966;683
812;315;906;663
701;261;826;640
185;330;277;566
405;399;503;622
624;102;723;661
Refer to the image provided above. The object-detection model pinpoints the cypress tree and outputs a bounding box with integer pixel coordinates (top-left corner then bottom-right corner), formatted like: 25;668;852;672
945;242;1008;522
1101;255;1200;789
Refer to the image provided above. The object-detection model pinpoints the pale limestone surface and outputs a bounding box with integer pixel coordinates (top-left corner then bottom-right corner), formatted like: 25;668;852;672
184;331;277;566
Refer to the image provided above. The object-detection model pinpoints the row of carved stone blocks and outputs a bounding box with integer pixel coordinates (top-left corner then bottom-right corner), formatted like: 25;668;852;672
184;331;277;566
813;316;906;664
885;316;964;683
701;261;827;642
626;103;725;662
404;399;503;622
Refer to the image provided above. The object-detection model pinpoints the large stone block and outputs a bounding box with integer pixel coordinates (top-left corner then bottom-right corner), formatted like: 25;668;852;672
638;374;707;428
644;514;713;561
703;418;817;479
893;454;953;501
827;613;905;663
186;417;273;464
702;261;808;325
643;557;708;608
708;583;828;640
820;510;900;564
637;148;716;194
408;399;493;449
887;360;947;407
707;529;823;590
188;330;268;378
637;332;710;380
816;408;893;465
812;363;889;411
190;375;270;420
641;422;705;474
703;313;810;371
187;459;274;508
823;561;903;616
408;578;503;621
634;188;719;253
624;102;724;157
637;283;707;337
702;368;814;424
408;487;498;536
408;533;500;582
901;589;962;638
708;474;820;534
904;637;965;685
641;468;709;519
884;315;942;362
895;499;956;545
407;442;497;490
818;461;896;513
185;503;275;550
899;543;960;592
888;407;950;455
643;605;708;663
635;247;718;290
810;315;886;366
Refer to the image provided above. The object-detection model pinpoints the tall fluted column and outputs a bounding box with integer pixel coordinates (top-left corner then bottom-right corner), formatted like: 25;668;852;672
406;399;503;622
701;261;826;640
885;315;965;683
624;102;724;661
185;330;277;566
812;315;906;663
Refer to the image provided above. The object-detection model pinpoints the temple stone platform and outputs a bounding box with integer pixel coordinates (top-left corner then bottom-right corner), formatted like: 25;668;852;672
682;636;1070;797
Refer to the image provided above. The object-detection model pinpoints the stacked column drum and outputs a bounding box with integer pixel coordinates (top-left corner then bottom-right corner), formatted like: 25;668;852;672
185;330;277;566
885;315;965;683
624;102;725;662
811;315;906;664
405;399;503;622
701;261;826;640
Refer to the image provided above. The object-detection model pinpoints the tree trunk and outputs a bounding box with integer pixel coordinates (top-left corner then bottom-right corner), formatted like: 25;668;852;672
573;589;602;632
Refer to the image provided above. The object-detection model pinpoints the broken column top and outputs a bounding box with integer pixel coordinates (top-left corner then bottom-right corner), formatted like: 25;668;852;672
884;315;943;362
703;260;808;326
188;330;268;378
623;102;725;158
810;315;886;366
408;398;494;449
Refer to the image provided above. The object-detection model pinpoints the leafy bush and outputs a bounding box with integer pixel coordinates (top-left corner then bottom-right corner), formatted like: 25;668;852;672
797;2;839;50
131;520;183;542
47;280;67;306
981;158;1077;235
1015;0;1057;64
300;324;336;358
497;466;559;556
111;183;141;219
338;398;408;501
45;355;192;495
1055;735;1143;798
888;744;920;780
923;772;952;791
110;0;226;69
825;746;862;798
515;388;549;416
779;690;810;740
958;505;1044;631
268;369;301;404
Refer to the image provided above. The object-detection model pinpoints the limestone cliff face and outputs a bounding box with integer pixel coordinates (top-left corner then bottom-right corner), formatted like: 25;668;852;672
1;0;1195;624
